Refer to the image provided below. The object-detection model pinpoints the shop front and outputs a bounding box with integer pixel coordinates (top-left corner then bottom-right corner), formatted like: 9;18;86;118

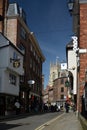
0;94;18;116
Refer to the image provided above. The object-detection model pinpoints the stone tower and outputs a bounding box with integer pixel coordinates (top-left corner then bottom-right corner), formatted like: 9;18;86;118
48;61;61;87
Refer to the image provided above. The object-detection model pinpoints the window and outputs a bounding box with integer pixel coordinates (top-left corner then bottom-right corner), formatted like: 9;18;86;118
13;52;18;60
61;95;64;99
9;73;17;85
30;58;32;68
52;72;55;80
61;78;64;84
18;44;25;54
20;75;24;83
61;87;64;92
20;27;26;39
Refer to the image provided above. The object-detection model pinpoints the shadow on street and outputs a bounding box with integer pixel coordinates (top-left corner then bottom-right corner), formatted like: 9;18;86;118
0;122;22;130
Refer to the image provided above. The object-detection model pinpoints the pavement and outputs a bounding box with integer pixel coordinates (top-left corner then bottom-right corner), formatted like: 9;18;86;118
0;111;84;130
35;111;84;130
40;112;83;130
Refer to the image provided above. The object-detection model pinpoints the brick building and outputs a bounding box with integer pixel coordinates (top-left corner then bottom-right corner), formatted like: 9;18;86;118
79;0;87;117
0;0;45;113
53;77;68;104
67;0;87;118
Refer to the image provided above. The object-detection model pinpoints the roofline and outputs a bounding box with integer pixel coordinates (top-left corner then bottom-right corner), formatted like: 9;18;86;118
0;32;24;56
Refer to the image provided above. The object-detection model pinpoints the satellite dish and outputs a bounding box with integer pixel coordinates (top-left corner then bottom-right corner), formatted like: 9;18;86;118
28;80;35;85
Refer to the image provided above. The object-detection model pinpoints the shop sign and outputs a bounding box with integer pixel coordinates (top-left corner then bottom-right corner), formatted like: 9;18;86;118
13;61;20;68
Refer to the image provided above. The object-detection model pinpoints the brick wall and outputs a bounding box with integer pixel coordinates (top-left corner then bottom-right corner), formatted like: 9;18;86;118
79;3;87;111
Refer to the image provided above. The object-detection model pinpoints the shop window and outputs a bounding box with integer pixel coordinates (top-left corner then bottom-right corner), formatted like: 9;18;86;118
6;96;15;111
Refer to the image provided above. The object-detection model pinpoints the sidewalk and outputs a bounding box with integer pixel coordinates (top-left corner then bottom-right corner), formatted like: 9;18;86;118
39;111;84;130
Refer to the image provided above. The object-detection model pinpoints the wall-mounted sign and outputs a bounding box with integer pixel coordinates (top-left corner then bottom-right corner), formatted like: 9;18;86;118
13;61;20;68
72;36;79;53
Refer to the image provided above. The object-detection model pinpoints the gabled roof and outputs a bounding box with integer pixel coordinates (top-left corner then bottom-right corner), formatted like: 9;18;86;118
0;33;24;55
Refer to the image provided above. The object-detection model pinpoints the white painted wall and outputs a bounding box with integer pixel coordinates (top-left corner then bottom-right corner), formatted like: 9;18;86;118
68;50;77;94
0;46;24;75
0;44;24;96
0;69;19;95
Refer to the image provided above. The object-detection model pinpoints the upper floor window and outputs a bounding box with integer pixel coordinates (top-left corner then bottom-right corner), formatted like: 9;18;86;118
9;73;17;85
61;87;64;92
61;78;64;84
20;27;26;39
18;44;25;54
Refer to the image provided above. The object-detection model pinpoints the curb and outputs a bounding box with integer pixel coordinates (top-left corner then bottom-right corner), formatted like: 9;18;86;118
79;114;87;130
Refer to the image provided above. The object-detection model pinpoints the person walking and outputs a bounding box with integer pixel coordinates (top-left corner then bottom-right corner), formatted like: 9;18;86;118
14;100;20;115
65;100;70;113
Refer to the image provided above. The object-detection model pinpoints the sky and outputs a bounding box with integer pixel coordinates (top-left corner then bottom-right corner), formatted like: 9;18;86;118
9;0;73;88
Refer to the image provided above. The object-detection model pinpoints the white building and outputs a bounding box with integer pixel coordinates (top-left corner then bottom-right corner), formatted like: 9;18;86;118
66;40;78;104
0;33;24;115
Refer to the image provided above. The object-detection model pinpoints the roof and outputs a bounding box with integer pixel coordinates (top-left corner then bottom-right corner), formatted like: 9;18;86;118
7;3;19;16
0;33;24;55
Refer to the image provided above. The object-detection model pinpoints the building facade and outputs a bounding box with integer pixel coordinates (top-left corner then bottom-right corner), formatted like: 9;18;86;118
0;0;45;113
67;0;87;118
48;62;61;87
0;33;24;115
53;77;68;106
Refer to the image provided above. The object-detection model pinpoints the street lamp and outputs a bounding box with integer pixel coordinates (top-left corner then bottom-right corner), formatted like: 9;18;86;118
28;80;35;85
67;0;79;16
26;80;35;112
67;0;74;13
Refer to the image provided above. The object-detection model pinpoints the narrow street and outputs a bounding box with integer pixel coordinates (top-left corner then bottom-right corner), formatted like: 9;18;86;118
36;112;83;130
0;112;63;130
0;111;83;130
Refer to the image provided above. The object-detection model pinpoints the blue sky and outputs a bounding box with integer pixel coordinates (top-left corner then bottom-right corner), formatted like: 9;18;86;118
10;0;73;88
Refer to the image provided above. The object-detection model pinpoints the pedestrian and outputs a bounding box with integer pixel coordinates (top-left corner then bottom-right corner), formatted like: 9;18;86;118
65;101;69;113
14;100;20;115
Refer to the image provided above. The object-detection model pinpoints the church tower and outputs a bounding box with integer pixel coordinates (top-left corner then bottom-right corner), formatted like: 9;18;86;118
48;61;61;87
